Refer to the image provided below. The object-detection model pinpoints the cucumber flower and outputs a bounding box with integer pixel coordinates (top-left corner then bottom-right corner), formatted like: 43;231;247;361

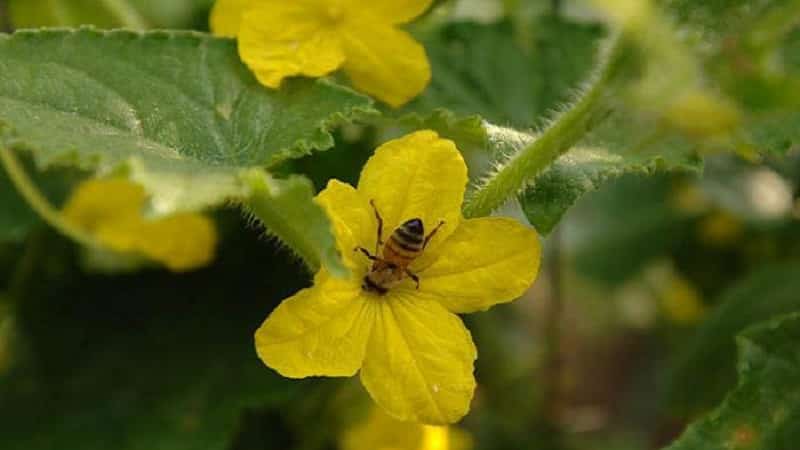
62;179;217;272
255;131;541;424
210;0;432;107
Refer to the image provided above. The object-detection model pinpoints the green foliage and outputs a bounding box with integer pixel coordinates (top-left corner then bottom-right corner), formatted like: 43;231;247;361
0;229;310;450
668;264;800;414
0;29;374;172
409;18;603;128
2;1;800;449
566;174;693;284
8;0;215;30
243;171;347;277
0;28;374;268
665;313;800;450
519;121;703;234
0;160;81;242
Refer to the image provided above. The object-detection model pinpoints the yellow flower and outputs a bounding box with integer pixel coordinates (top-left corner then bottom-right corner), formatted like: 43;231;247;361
255;130;541;424
62;179;217;272
341;407;472;450
660;275;706;325
210;0;432;107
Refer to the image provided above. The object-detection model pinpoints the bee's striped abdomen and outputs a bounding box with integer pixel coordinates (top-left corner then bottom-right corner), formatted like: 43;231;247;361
383;218;424;263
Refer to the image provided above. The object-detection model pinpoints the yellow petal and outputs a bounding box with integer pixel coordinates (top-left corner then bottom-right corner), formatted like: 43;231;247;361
316;179;376;271
63;178;217;272
255;271;374;378
238;2;345;88
357;131;466;256
418;218;541;314
136;214;218;272
347;0;434;24
360;292;476;424
341;407;425;450
341;23;430;107
209;0;251;37
62;179;146;231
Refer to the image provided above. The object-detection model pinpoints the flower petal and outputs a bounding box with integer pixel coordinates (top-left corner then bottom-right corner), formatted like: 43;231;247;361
357;131;466;255
255;271;374;378
209;0;251;37
418;217;541;314
360;292;476;424
316;180;376;271
238;2;345;88
347;0;434;24
136;213;218;272
62;178;146;230
340;24;430;107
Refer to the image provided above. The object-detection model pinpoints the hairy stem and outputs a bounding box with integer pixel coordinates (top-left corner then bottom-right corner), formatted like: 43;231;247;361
0;148;96;247
462;32;625;218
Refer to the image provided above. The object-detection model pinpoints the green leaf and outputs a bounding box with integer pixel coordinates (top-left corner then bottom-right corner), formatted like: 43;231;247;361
0;29;373;267
0;29;374;173
409;18;604;128
242;171;347;278
668;263;800;414
8;0;215;30
0;229;310;450
665;312;800;450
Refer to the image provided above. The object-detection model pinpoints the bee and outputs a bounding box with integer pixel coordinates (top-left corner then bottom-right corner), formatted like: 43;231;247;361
355;200;444;295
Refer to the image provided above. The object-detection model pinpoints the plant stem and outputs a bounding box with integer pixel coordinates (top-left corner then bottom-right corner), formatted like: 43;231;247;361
462;32;625;218
0;148;96;248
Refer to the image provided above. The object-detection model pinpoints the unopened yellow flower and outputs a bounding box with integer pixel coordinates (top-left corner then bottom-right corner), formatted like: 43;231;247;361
210;0;432;107
341;407;472;450
255;130;541;424
62;179;217;272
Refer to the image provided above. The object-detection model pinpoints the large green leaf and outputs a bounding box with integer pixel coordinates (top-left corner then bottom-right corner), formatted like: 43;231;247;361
668;263;800;414
0;29;374;173
0;29;374;265
8;0;215;30
665;312;800;450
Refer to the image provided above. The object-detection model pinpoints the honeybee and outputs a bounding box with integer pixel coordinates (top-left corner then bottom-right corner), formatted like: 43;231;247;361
356;200;444;295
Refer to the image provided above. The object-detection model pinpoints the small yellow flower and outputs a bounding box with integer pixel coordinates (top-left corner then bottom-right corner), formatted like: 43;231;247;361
62;179;217;272
660;275;706;325
210;0;432;107
255;130;541;424
341;407;472;450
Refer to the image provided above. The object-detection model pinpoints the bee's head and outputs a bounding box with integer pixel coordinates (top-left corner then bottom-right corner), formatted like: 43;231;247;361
402;218;424;236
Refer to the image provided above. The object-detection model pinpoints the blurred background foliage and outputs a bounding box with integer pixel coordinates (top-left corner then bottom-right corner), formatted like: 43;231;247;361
2;0;800;450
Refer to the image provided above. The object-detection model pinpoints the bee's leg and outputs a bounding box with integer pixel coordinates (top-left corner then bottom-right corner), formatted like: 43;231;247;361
370;199;384;253
405;269;420;290
354;246;379;262
423;220;445;249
